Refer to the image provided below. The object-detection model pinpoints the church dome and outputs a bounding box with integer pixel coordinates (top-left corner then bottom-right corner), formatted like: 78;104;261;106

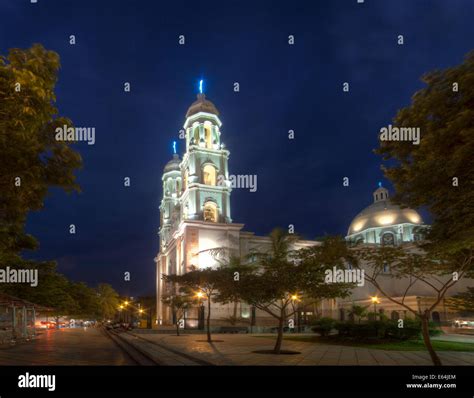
163;154;180;173
186;94;219;118
347;186;423;236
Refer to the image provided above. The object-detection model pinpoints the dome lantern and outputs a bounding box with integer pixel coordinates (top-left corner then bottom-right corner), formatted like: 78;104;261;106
373;186;389;203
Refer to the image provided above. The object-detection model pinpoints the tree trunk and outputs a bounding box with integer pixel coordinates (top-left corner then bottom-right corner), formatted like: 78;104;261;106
273;313;285;354
421;312;442;366
206;297;212;343
176;319;180;336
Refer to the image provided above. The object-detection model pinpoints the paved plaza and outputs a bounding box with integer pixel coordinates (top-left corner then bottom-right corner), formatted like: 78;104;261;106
131;332;474;366
1;328;473;366
0;328;134;365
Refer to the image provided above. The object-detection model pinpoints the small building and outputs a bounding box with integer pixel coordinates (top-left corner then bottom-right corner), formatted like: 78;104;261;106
0;293;50;344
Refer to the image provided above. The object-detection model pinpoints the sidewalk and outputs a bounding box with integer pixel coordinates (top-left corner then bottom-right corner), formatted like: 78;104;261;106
0;328;134;365
130;332;474;366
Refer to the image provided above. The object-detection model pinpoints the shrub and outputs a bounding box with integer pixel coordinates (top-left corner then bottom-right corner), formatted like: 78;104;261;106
311;317;336;337
335;318;442;340
336;321;386;339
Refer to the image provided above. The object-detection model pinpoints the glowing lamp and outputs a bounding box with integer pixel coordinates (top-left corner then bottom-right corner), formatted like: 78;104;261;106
352;221;365;232
378;215;394;225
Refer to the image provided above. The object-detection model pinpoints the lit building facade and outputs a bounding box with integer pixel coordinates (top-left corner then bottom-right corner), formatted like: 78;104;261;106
336;187;473;324
156;93;472;330
155;93;314;328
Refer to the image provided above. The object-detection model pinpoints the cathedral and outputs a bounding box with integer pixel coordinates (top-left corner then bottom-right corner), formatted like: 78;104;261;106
155;92;314;328
155;92;471;330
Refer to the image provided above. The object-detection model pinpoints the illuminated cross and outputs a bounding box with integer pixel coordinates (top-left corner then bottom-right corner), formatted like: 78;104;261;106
172;141;177;154
199;79;203;94
378;181;382;188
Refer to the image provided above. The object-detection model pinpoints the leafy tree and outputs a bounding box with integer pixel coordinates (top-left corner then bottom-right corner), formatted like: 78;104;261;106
161;293;194;336
96;283;120;320
375;50;474;254
211;255;252;321
447;287;474;316
0;261;77;318
69;282;100;318
354;245;466;366
0;44;82;260
224;231;353;354
0;44;82;319
372;50;474;365
164;268;225;343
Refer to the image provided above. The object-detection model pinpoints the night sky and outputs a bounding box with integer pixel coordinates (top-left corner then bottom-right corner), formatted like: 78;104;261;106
1;0;473;296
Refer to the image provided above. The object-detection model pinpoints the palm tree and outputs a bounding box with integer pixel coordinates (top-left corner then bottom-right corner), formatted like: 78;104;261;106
348;304;369;324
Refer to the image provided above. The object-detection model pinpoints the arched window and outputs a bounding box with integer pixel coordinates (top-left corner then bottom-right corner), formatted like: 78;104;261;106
194;127;200;142
391;311;399;321
204;125;213;149
382;232;395;246
203;164;216;186
203;202;218;222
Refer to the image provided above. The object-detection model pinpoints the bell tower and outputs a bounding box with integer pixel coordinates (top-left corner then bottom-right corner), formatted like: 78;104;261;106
180;85;232;224
159;150;182;249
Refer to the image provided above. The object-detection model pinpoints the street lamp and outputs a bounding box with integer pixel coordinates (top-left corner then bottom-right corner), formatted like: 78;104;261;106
371;296;380;319
291;294;300;332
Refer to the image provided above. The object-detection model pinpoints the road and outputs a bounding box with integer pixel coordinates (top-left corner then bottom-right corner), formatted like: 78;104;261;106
0;327;135;365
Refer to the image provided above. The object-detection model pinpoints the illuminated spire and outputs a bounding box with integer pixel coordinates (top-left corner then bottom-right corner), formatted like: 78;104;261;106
172;141;177;154
199;79;204;94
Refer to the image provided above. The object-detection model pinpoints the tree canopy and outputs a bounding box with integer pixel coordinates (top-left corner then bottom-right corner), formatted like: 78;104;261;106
376;50;474;254
0;44;82;263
